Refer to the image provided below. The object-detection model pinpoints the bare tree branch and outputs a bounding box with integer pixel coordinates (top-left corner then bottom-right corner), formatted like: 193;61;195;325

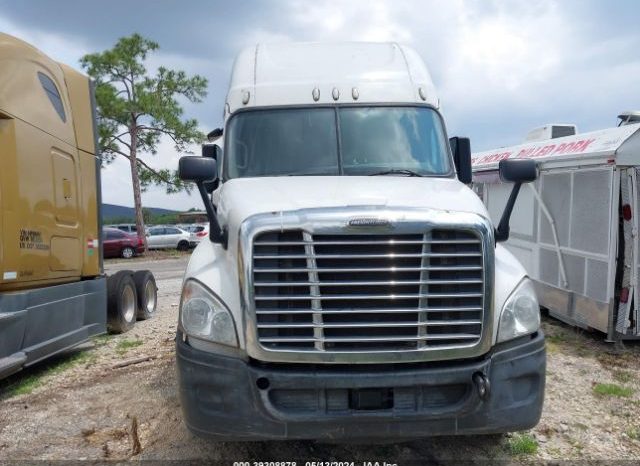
103;130;132;150
111;149;181;187
138;125;179;144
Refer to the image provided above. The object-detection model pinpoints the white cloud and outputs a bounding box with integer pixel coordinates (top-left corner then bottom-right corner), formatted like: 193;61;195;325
289;0;413;43
3;0;640;191
0;15;89;68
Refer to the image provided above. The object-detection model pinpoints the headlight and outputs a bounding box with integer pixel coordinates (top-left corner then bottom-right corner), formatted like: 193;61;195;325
497;278;540;343
179;279;238;347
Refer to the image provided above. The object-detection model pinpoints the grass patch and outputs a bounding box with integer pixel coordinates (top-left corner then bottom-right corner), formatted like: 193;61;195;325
593;383;634;398
546;333;568;344
5;374;43;397
1;348;97;398
545;340;560;354
612;370;635;384
48;351;97;375
115;338;143;355
596;350;635;370
92;334;112;346
627;427;640;440
507;433;538;456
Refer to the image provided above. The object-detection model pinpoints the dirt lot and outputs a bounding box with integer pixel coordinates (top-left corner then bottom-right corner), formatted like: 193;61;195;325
2;256;640;463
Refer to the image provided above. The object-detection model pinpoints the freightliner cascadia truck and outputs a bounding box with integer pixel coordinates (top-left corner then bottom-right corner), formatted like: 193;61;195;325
0;33;157;379
176;42;546;440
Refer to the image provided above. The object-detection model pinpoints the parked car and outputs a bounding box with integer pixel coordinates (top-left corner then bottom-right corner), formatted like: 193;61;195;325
188;223;209;247
146;226;191;250
105;223;138;234
103;227;145;259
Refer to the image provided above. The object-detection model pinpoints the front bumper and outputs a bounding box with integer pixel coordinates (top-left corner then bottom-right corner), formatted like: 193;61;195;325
176;331;545;441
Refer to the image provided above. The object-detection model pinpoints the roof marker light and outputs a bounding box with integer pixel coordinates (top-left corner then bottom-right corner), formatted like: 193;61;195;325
242;91;250;105
623;204;632;221
418;87;426;101
352;87;359;100
312;87;320;102
332;87;340;101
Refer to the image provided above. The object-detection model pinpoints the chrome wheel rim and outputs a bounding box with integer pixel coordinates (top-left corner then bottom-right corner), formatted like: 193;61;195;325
122;284;136;322
123;248;133;258
144;280;156;313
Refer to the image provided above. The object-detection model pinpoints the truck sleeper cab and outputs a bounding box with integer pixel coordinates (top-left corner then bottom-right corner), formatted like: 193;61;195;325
0;34;156;379
176;42;545;440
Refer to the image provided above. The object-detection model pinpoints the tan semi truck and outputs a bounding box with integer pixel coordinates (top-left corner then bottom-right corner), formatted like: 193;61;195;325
0;33;157;379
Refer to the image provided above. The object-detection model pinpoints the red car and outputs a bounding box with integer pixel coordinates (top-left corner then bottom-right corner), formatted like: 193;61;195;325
103;227;145;259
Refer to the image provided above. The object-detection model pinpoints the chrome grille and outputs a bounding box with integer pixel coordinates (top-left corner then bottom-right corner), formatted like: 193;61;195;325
252;229;484;352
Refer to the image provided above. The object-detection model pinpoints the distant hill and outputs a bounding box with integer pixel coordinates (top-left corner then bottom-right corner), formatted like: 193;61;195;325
102;203;179;221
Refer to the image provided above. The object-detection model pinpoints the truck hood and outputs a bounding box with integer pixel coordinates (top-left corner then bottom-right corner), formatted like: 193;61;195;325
216;176;489;231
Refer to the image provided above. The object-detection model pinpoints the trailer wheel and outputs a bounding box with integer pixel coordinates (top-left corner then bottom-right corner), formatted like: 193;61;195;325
133;270;157;320
121;246;135;259
107;270;138;333
177;240;189;251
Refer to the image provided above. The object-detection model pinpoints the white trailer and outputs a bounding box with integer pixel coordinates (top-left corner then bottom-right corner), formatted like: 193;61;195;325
472;120;640;340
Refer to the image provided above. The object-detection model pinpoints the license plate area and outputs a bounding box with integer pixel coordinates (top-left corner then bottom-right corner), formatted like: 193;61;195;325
349;388;394;411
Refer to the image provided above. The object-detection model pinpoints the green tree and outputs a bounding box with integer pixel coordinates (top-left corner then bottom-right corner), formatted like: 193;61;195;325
80;34;207;245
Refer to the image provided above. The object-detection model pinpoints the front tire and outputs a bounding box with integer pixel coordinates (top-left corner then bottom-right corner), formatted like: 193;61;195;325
121;246;135;259
177;240;189;251
107;271;138;333
133;270;157;320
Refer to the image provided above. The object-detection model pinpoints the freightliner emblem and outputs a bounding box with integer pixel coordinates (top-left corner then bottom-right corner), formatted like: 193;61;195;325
348;217;392;227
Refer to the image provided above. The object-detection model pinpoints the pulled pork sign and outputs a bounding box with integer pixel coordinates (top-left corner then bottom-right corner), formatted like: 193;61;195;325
472;124;640;169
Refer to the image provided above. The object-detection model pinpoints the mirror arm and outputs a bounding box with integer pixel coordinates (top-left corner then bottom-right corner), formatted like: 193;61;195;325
495;182;522;243
196;181;227;248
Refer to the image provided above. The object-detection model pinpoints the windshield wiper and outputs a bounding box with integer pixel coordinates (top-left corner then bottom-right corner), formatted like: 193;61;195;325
368;169;424;177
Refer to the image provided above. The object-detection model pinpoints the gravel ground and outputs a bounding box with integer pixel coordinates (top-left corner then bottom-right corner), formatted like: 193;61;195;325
1;257;640;463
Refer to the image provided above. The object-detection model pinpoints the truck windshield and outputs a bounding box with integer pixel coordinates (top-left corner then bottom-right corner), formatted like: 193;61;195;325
224;106;452;179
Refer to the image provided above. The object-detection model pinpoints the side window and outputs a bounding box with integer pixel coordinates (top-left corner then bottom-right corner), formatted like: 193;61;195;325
114;231;126;239
105;231;115;240
37;72;66;123
167;228;181;235
150;228;164;236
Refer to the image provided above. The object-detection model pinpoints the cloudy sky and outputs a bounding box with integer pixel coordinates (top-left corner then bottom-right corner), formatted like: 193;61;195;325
1;0;639;210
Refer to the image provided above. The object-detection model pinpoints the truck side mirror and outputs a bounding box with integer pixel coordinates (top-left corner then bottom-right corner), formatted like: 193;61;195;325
201;144;222;193
202;144;222;160
178;156;217;182
178;156;227;247
449;137;472;184
495;159;538;243
499;158;537;183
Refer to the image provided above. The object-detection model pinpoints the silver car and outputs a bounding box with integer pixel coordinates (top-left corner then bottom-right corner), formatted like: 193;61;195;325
188;223;210;247
146;226;191;250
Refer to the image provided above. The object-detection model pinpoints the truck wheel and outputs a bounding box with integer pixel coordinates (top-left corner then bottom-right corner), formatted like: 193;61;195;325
121;246;135;259
107;271;138;333
177;240;189;251
133;270;157;320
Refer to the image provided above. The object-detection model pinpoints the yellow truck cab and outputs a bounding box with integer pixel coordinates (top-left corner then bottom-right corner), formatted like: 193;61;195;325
0;33;156;378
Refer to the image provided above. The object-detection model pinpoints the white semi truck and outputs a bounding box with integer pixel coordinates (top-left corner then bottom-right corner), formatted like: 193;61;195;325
175;42;545;440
